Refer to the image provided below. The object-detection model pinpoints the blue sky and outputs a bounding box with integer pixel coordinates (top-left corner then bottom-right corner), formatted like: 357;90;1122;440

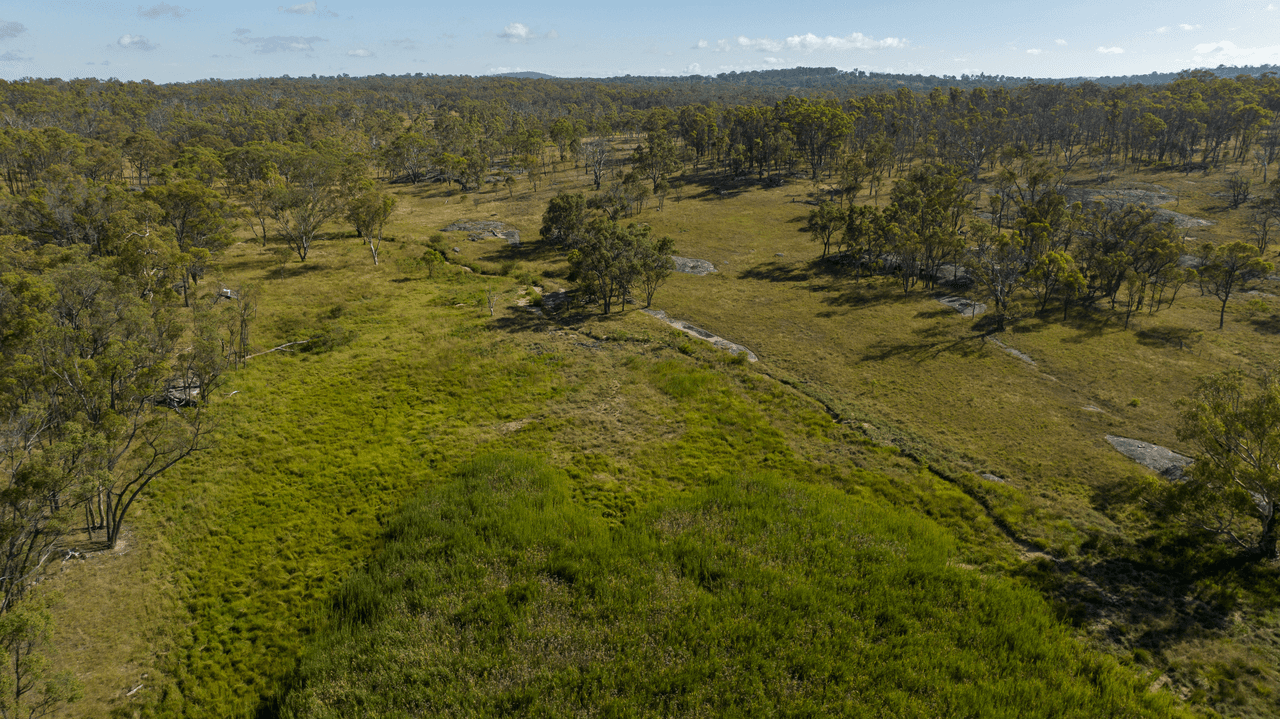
1;0;1278;83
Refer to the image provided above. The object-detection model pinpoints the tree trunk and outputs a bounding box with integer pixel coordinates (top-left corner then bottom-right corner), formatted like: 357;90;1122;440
1257;508;1278;560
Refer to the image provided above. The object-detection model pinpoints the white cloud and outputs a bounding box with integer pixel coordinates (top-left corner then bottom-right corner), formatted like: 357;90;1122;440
347;48;373;57
235;34;326;53
714;39;730;52
695;39;707;49
685;62;700;74
500;22;531;41
1179;23;1200;30
1055;38;1067;46
497;23;555;42
0;20;25;39
1026;48;1042;55
734;32;905;53
1268;4;1277;10
1156;26;1170;33
138;3;189;19
1096;46;1124;54
118;34;157;50
279;1;314;14
1192;40;1280;65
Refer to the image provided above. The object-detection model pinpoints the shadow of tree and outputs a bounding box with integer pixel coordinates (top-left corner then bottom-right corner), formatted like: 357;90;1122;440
1249;313;1280;335
739;260;813;283
1136;325;1204;349
859;325;989;363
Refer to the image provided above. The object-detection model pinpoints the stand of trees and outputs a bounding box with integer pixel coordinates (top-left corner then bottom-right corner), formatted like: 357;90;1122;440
541;193;675;314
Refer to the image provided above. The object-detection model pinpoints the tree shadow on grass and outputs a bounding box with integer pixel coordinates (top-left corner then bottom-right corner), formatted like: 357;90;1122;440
1021;538;1280;658
1014;479;1280;657
739;260;813;283
488;309;548;334
1054;310;1115;344
819;285;936;311
1136;324;1205;350
1248;313;1280;334
859;324;990;363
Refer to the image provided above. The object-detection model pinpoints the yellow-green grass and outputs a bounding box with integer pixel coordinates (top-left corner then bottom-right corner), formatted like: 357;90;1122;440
34;153;1280;717
282;453;1183;718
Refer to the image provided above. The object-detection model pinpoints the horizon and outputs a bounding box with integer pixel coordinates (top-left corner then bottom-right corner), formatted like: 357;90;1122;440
2;0;1278;84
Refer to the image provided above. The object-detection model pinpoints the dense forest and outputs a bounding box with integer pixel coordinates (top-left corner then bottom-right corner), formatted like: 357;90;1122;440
2;66;1280;717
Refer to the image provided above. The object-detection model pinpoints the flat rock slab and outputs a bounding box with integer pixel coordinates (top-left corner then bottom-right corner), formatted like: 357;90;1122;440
642;309;757;361
672;256;717;275
1063;187;1213;229
1105;435;1192;479
938;295;987;316
989;337;1035;366
441;219;520;244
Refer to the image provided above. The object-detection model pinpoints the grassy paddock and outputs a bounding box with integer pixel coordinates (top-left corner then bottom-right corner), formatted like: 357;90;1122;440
282;452;1182;718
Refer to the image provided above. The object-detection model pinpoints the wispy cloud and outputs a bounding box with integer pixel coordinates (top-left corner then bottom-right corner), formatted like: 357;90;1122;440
233;28;250;36
347;48;373;57
499;22;556;42
1192;40;1280;65
0;20;25;39
1179;23;1200;30
388;37;416;50
279;1;315;14
694;39;707;49
138;3;189;19
1;50;32;61
734;32;905;52
1096;46;1124;54
1155;26;1170;33
1055;38;1067;46
1026;48;1042;55
118;34;157;50
235;34;326;53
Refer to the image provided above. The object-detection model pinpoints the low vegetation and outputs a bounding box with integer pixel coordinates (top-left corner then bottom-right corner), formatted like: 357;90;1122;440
3;68;1280;718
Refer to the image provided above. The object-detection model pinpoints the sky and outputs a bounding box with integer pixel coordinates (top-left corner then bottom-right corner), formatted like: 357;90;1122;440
1;0;1278;84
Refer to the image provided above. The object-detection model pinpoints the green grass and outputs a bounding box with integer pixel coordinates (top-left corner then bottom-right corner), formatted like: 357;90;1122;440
282;452;1182;718
36;153;1280;718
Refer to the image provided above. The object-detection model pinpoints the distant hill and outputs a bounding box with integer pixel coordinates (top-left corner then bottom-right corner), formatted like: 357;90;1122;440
564;64;1280;93
491;71;557;79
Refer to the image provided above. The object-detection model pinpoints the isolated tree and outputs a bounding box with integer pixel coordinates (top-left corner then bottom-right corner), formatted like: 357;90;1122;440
805;202;845;258
540;193;590;250
842;205;889;279
632;130;681;192
1226;174;1253;210
270;144;356;261
1201;241;1273;329
636;233;676;307
1172;369;1280;560
584;137;610;191
345;180;398;265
